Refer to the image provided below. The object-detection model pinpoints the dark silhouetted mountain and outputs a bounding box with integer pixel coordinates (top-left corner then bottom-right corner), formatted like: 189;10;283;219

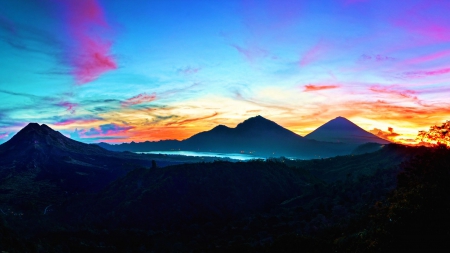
0;123;177;211
99;115;356;158
305;116;390;145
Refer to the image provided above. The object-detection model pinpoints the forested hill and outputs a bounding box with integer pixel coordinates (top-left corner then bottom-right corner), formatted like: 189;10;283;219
2;144;449;252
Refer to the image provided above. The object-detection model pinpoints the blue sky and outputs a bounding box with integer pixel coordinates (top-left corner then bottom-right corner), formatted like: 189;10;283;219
1;0;450;144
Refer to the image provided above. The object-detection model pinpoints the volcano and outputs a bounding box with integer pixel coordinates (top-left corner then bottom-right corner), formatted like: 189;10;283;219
0;123;164;211
305;116;390;145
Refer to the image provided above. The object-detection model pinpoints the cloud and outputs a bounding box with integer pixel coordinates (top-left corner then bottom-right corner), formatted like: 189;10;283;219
165;112;219;126
369;85;417;100
53;118;101;126
121;93;157;107
369;127;400;141
178;66;201;75
69;123;134;142
234;91;293;112
299;40;329;67
61;0;117;84
0;13;63;56
303;84;340;92
404;67;450;78
56;101;78;114
401;50;450;66
341;99;450;126
0;132;8;139
360;54;395;62
146;115;179;125
231;44;268;63
83;123;134;136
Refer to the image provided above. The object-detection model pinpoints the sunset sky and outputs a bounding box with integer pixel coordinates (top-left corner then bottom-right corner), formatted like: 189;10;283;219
1;0;450;144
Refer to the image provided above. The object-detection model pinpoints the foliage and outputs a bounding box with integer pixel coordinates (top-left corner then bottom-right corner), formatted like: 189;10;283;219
3;144;450;252
328;144;450;252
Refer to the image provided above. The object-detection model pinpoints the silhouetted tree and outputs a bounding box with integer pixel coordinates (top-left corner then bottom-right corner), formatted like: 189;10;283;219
151;160;157;169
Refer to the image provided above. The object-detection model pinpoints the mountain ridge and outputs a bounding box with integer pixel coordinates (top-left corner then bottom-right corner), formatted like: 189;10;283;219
99;115;359;158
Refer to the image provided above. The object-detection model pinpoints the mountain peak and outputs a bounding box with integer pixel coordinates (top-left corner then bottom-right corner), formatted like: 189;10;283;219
305;117;390;144
236;115;279;130
1;122;106;155
23;122;41;130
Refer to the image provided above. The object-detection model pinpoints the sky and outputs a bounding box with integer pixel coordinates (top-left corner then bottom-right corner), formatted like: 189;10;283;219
1;0;450;144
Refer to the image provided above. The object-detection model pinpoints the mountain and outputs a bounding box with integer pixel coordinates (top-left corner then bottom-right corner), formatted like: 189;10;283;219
183;115;307;154
305;116;390;145
0;123;177;212
99;115;356;158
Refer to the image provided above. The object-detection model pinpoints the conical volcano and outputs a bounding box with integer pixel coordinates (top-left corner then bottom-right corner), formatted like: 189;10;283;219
305;116;390;144
1;123;107;155
0;123;159;211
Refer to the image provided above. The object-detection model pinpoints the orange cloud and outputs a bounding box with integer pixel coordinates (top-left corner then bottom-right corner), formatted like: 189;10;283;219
369;127;400;142
303;84;340;92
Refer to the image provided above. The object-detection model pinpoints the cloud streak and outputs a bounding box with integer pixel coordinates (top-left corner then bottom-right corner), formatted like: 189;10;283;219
62;0;117;84
231;44;268;63
165;112;219;126
369;85;418;100
404;67;450;78
178;66;201;75
299;40;329;67
303;84;340;92
121;93;157;107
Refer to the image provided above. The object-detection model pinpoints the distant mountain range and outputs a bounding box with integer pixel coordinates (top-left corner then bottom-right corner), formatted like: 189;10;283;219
0;117;389;212
99;115;389;158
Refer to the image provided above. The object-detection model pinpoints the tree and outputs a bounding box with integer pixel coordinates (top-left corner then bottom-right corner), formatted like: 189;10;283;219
151;160;157;169
417;120;450;146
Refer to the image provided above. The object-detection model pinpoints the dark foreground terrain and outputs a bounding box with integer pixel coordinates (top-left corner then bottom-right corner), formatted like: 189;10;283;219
2;140;449;252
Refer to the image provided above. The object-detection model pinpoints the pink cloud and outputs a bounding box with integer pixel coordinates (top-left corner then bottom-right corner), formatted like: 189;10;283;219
56;101;78;114
121;93;157;107
0;132;8;139
62;0;117;85
303;84;340;92
299;40;329;67
404;67;450;78
402;50;450;66
369;85;418;100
